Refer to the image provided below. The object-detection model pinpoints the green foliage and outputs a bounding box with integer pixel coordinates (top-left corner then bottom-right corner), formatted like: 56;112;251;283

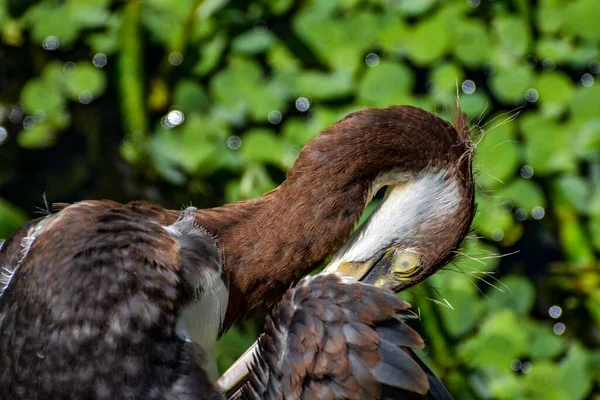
0;1;599;398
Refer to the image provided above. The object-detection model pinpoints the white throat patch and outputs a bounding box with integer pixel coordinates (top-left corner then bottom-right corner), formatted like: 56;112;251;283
325;170;461;271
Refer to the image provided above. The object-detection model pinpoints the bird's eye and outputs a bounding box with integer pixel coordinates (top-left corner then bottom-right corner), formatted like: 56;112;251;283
391;251;421;276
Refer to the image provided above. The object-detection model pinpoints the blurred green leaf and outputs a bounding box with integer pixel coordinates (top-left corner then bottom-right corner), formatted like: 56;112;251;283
241;129;283;166
358;61;413;107
535;72;575;114
193;33;227;76
25;2;81;47
529;322;566;359
536;0;564;34
293;10;380;73
452;19;491;67
473;118;520;188
0;198;28;238
473;194;517;242
487;275;536;315
494;15;531;58
497;179;546;211
432;273;481;338
407;13;450;66
172;79;209;114
431;63;464;94
520;114;577;175
231;29;276;54
556;174;592;214
18;123;56;149
489;66;533;104
150;114;230;175
63;63;107;101
555;343;594;400
20;78;65;116
458;310;528;369
565;0;600;40
296;71;353;101
570;85;600;121
395;0;437;16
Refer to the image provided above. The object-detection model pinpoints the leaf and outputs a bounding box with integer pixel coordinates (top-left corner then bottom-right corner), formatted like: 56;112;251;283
358;61;413;107
395;0;437;16
555;343;593;400
535;72;575;115
556;175;592;214
172;80;209;114
293;10;380;73
519;113;577;175
452;19;491;67
210;57;287;123
459;92;490;119
528;322;566;359
487;275;536;315
565;0;600;40
536;0;564;34
0;198;28;238
63;63;107;101
570;85;600;121
20;78;65;116
282;117;314;146
407;13;450;66
18;123;56;149
25;2;81;47
493;15;531;58
67;0;110;28
497;179;546;211
231;29;276;54
473;194;518;242
430;272;481;338
240;129;283;166
458;310;528;370
193;33;227;76
488;66;533;104
296;71;353;101
149;115;230;175
431;63;464;94
473;116;520;188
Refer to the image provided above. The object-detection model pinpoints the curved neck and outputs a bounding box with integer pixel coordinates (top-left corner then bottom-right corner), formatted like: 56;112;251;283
195;175;373;329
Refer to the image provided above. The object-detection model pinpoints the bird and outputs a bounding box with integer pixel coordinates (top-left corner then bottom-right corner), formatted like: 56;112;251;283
0;104;475;399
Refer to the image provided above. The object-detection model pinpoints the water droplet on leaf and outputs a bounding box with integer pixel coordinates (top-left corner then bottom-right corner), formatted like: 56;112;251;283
227;135;241;150
268;110;282;124
295;97;310;112
93;53;107;68
581;73;594;87
365;53;380;67
43;36;60;51
168;52;184;66
520;165;534;178
549;305;562;318
553;322;565;335
461;80;476;94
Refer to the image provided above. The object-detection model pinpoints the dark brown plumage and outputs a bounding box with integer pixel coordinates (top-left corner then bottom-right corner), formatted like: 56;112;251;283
241;274;443;400
0;202;224;400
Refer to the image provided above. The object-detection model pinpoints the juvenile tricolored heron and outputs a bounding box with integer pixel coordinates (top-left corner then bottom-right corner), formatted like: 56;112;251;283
0;105;474;399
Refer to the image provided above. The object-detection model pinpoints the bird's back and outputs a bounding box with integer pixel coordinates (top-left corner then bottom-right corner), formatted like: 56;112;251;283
0;201;222;400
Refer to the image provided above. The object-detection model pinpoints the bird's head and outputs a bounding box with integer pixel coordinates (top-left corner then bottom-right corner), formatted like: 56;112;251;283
323;104;475;292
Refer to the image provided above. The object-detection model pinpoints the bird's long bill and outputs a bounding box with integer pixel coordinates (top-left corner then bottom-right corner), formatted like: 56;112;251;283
215;340;258;399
